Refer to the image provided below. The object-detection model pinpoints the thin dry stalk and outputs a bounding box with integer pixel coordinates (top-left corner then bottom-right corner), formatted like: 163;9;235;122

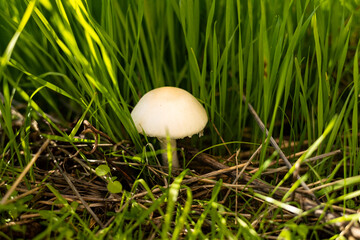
242;94;320;204
1;139;50;205
51;155;105;228
222;144;263;203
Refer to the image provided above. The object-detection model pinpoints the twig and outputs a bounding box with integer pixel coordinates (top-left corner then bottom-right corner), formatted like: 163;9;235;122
15;187;122;202
0;219;36;229
309;175;360;193
70;127;99;158
302;198;360;239
101;196;134;229
221;144;263;203
49;145;105;229
67;120;137;188
242;94;320;204
5;186;43;204
256;150;342;175
182;161;248;185
338;216;357;240
83;120;135;156
0;139;50;205
210;120;232;156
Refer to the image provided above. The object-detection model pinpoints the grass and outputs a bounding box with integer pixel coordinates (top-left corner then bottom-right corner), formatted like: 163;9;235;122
1;0;360;239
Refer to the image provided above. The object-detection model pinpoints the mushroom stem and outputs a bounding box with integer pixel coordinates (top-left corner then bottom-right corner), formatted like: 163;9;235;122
159;138;179;169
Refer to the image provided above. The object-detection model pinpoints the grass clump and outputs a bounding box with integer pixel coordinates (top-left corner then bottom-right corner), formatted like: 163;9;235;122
1;0;360;239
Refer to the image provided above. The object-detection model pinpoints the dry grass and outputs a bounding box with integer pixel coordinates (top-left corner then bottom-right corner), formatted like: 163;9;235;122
1;109;360;239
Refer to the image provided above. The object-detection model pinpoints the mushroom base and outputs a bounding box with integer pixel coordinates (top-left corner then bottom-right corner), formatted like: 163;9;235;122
159;138;180;169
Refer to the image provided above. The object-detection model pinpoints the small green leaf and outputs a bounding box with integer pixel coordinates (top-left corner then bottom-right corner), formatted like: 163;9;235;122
107;181;122;193
296;224;309;239
346;200;356;208
124;202;142;220
70;201;79;211
278;228;292;240
95;165;110;176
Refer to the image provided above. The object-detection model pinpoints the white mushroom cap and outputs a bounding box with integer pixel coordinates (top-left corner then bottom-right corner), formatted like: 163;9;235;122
131;87;208;139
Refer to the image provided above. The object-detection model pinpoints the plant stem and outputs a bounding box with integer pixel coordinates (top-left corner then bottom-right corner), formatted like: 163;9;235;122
159;138;179;169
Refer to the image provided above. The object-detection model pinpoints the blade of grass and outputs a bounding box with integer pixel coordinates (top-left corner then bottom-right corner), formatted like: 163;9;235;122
1;139;50;205
351;41;359;176
161;170;188;239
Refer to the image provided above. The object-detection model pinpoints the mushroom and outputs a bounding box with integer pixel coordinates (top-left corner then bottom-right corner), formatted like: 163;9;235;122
131;87;208;169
